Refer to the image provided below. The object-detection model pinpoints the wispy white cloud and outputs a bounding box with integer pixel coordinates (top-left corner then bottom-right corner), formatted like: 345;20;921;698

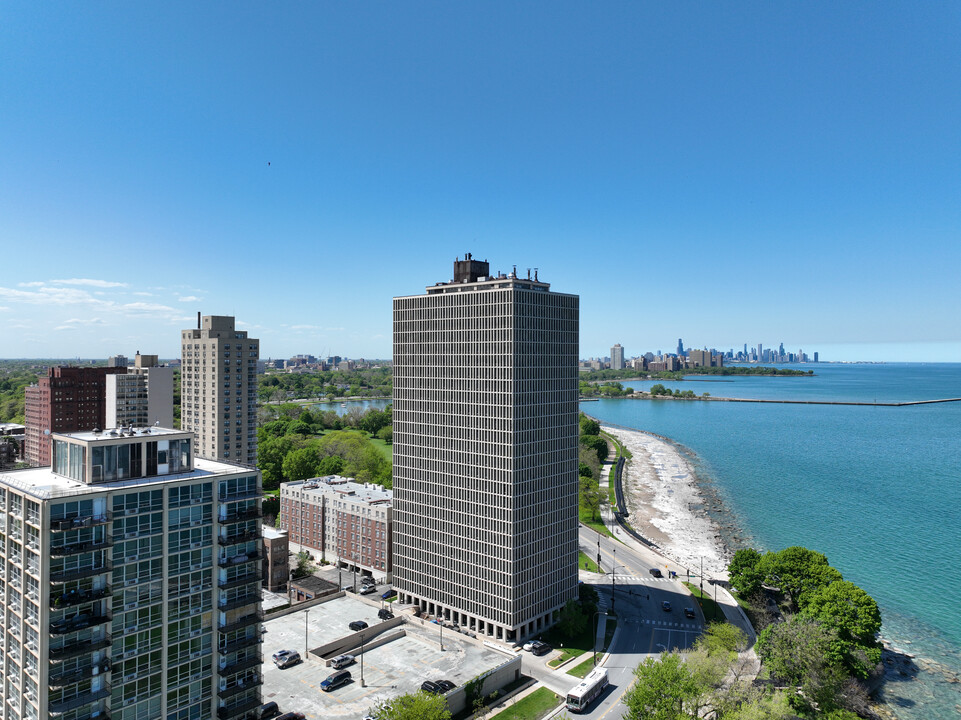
0;306;9;312
50;278;129;288
121;302;179;314
133;291;154;297
289;324;322;331
0;285;113;307
18;281;45;288
178;296;201;303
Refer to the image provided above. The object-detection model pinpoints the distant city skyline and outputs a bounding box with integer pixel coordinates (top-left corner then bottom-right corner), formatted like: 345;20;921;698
2;5;960;363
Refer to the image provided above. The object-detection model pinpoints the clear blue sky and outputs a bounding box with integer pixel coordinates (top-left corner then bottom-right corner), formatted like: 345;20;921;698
2;2;959;362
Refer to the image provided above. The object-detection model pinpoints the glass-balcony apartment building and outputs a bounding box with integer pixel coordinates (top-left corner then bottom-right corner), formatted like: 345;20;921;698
0;426;263;720
392;255;579;643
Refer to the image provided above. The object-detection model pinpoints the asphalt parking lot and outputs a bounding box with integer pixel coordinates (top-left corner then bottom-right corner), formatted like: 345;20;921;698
261;595;506;719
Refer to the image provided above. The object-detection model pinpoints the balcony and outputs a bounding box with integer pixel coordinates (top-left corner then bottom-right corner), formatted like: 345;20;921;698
218;593;259;613
50;612;112;636
50;562;112;583
51;586;112;609
50;537;113;556
217;695;262;720
48;684;112;715
218;488;261;503
217;635;262;656
49;637;111;661
48;660;111;688
217;530;261;547
218;551;261;568
218;572;261;591
219;508;261;525
51;514;112;532
218;653;262;677
217;676;262;701
218;612;263;634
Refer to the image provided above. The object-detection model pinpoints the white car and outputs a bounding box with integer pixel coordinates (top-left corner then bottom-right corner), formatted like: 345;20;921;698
522;641;534;652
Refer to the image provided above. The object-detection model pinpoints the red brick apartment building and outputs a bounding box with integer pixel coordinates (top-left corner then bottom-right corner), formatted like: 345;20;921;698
280;475;392;578
24;366;126;466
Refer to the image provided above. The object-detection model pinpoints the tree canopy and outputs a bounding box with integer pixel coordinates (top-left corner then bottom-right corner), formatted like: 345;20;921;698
371;691;451;720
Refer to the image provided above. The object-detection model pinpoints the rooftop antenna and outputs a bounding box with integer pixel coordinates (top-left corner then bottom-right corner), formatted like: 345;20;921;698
534;268;539;281
526;268;531;279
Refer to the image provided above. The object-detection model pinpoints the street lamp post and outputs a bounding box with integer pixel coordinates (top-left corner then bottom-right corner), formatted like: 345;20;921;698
611;547;616;609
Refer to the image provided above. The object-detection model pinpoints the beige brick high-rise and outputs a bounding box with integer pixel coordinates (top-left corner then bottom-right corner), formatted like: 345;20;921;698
393;256;579;643
181;316;260;464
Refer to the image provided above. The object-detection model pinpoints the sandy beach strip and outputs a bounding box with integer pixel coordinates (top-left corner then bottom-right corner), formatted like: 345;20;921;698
603;424;731;578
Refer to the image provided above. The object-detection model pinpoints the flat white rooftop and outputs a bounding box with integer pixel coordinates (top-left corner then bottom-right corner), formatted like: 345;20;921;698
0;457;253;500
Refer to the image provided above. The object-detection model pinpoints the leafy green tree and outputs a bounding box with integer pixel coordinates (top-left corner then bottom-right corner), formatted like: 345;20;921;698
756;615;846;712
257;435;294;490
579;414;600;436
293;550;314;578
696;622;748;656
728;548;765;597
578;446;601;482
580;477;602;521
581;434;609;463
371;691;451;720
286;420;313;436
282;447;320;482
801;580;882;678
317;455;345;476
578;462;593;479
376;425;393;443
360;409;390;435
759;546;842;610
578;583;599;615
623;652;701;720
557;598;588;638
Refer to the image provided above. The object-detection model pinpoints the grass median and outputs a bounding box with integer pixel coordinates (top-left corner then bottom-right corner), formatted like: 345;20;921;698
683;581;725;623
489;687;561;720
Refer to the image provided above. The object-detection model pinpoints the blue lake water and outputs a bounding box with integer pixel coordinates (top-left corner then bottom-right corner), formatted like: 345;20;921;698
583;363;961;719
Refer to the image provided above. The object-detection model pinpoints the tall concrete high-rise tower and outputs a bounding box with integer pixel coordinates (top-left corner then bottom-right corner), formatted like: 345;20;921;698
610;343;625;370
181;315;260;464
392;256;579;643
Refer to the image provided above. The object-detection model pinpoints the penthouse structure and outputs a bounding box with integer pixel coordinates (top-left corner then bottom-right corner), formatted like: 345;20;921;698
0;427;263;720
105;353;175;430
392;255;579;642
181;315;260;465
279;476;391;577
24;366;127;468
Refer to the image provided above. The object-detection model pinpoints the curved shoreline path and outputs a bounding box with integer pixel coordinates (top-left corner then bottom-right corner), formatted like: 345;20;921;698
700;396;961;406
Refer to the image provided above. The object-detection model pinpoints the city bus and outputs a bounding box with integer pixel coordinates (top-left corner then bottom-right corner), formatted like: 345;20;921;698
565;667;609;713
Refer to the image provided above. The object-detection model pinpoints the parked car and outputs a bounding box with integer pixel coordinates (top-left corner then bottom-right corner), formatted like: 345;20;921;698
331;654;354;669
662;601;672;612
271;649;294;663
378;608;394;620
361;576;376;586
257;702;280;719
276;713;305;720
649;568;663;578
530;640;551;656
274;650;301;668
381;588;397;600
684;607;696;619
360;585;377;595
421;680;441;694
321;670;352;692
437;680;456;692
348;620;369;632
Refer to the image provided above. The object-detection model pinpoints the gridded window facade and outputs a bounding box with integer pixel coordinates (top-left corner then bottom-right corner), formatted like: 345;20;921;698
392;267;579;642
181;316;260;465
